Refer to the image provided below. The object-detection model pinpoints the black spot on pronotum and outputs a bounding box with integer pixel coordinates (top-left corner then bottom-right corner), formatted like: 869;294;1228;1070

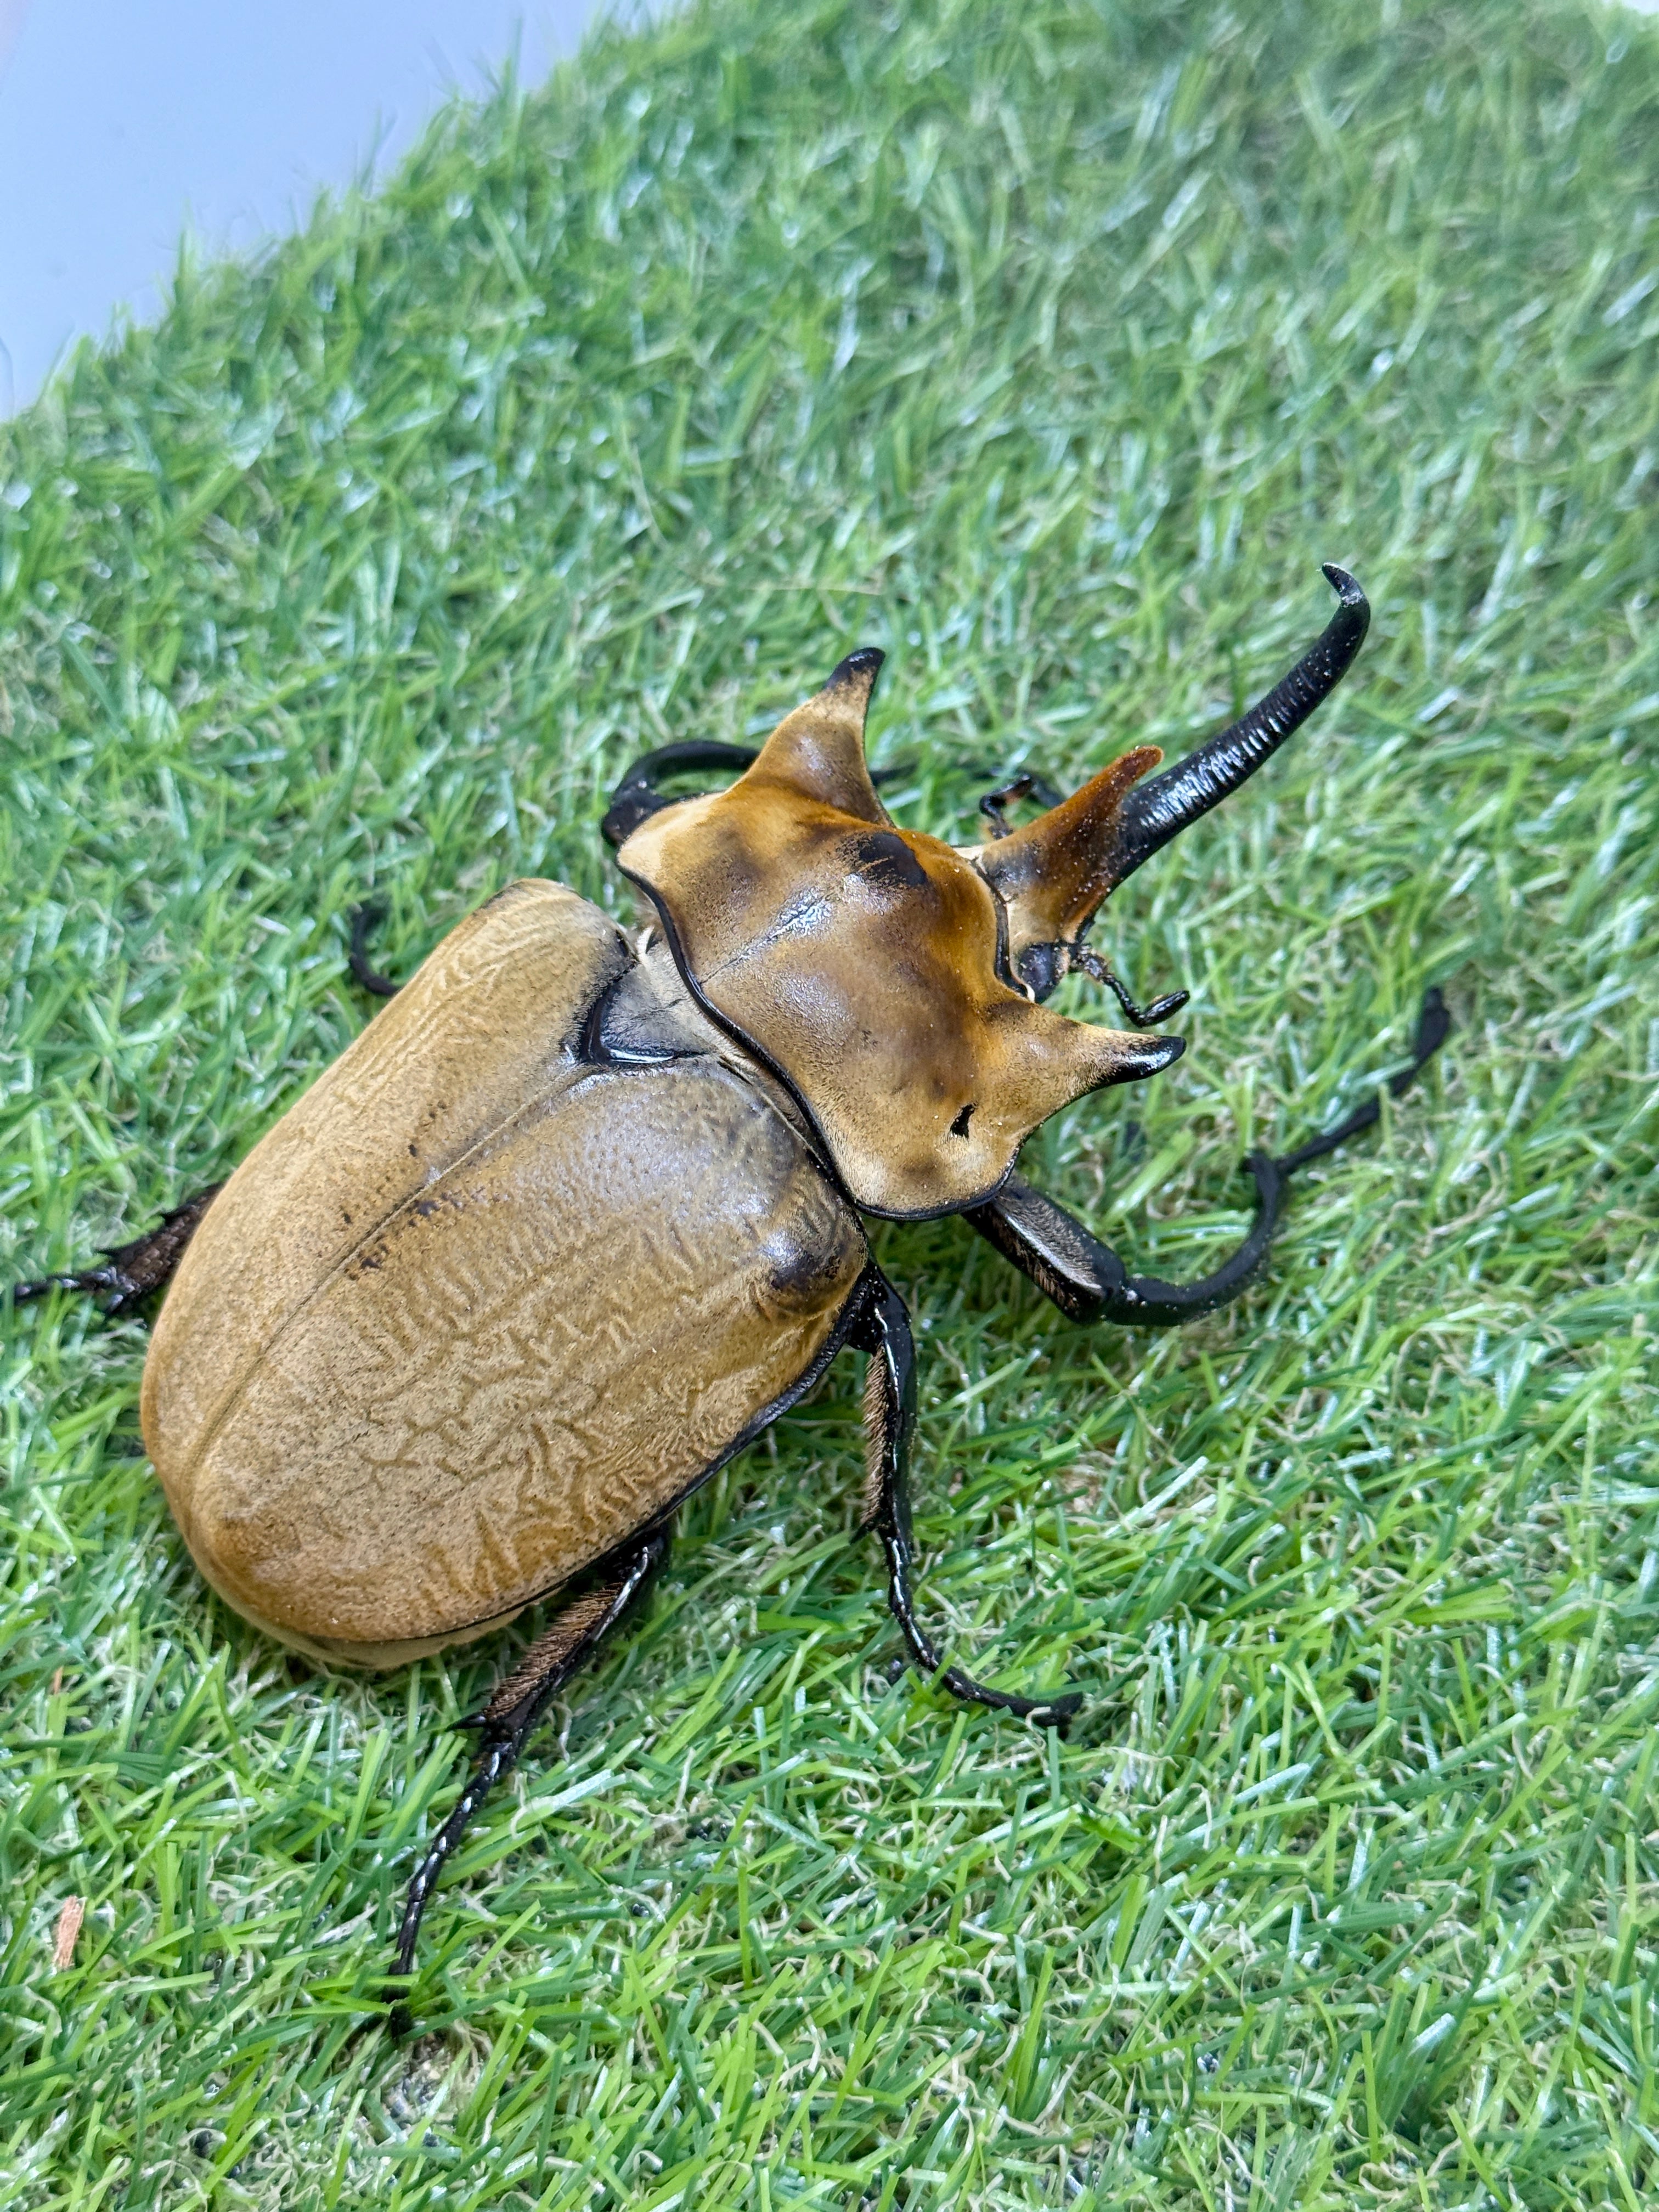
846;830;930;893
949;1102;975;1139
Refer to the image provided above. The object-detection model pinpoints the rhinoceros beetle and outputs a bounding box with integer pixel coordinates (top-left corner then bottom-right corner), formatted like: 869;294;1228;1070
9;563;1447;2011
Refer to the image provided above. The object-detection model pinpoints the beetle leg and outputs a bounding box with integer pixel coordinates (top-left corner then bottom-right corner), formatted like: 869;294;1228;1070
1072;945;1190;1029
977;769;1065;838
7;1185;223;1316
967;988;1451;1327
966;1161;1286;1326
978;773;1035;839
853;1268;1082;1729
1275;986;1451;1172
347;900;400;997
601;740;761;847
387;1527;669;2021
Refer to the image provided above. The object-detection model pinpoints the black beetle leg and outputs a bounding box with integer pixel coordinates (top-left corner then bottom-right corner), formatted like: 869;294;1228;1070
1274;985;1452;1171
1071;944;1190;1028
978;773;1035;839
601;741;761;848
851;1267;1081;1729
968;987;1451;1328
347;900;400;997
967;1160;1287;1327
8;1185;223;1316
386;1526;669;2028
977;768;1065;838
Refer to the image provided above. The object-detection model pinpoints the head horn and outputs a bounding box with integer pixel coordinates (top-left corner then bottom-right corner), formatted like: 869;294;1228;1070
1109;563;1369;885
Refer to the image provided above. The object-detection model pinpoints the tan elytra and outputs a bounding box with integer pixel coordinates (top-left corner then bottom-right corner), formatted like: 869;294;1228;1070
13;568;1445;2003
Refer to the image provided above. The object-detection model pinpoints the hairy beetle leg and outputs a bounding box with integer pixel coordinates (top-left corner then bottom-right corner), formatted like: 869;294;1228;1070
7;1186;223;1316
385;1527;670;2030
853;1267;1081;1730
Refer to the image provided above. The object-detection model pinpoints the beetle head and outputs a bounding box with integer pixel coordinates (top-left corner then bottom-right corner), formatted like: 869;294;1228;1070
615;566;1368;1218
616;651;1180;1217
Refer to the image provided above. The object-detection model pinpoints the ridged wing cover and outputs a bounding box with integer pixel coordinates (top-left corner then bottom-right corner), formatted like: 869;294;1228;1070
142;881;623;1482
142;881;864;1666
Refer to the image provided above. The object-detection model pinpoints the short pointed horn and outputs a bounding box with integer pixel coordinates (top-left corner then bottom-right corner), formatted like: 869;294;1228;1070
1111;564;1369;885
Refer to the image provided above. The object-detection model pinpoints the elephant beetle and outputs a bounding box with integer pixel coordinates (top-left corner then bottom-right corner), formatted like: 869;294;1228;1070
8;562;1447;2010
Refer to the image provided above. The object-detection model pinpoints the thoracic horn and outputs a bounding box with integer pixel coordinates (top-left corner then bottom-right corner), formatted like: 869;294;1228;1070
1109;563;1370;885
973;566;1369;999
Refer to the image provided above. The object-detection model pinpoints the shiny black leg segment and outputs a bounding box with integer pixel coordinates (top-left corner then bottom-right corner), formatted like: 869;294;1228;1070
968;988;1449;1328
978;769;1064;837
347;900;399;997
601;741;761;848
851;1268;1081;1728
605;741;965;849
969;1159;1286;1327
8;1185;223;1315
387;1528;668;2021
1276;986;1451;1171
1072;945;1190;1029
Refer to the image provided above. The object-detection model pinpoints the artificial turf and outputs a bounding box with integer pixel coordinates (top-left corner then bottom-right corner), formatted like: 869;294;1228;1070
2;0;1657;2203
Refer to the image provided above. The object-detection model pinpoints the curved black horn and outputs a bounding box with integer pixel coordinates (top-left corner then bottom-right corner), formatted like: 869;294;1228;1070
1111;563;1370;884
601;741;758;848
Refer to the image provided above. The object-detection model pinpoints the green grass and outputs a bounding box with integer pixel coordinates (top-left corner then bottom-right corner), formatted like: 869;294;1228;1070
2;0;1656;2202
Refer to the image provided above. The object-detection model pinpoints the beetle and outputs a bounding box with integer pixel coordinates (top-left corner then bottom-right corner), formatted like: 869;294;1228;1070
8;563;1446;2007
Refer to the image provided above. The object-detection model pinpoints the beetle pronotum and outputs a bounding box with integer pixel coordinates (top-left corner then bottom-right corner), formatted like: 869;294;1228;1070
10;564;1446;2017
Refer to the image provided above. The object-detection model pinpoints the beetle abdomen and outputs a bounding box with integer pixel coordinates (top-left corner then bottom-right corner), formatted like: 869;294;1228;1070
142;882;864;1667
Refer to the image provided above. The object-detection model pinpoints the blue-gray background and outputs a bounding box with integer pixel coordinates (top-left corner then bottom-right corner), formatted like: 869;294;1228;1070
5;0;1657;420
0;1;607;415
